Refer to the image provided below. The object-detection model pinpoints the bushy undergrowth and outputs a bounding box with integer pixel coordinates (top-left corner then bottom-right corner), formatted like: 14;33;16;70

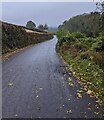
2;22;53;54
57;29;104;103
58;12;102;37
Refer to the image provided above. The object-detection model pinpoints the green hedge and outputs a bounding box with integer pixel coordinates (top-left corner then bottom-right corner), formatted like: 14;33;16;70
2;22;53;54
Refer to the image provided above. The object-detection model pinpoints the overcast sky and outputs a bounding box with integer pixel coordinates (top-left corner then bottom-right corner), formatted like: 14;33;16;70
2;2;96;27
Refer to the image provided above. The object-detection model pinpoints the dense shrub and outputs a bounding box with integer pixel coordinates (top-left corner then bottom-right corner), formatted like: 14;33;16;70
58;12;101;37
57;29;104;103
2;22;53;54
57;29;85;47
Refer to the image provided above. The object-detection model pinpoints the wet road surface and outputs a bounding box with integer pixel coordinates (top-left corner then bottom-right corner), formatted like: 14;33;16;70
2;36;103;118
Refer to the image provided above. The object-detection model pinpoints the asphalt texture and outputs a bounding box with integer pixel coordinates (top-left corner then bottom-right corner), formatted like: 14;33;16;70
2;36;103;118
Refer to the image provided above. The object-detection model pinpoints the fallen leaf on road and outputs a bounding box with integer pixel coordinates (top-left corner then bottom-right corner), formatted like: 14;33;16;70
68;77;71;81
39;87;43;90
77;93;82;98
67;110;72;114
15;114;18;117
64;74;66;77
95;104;99;109
77;90;83;93
88;103;91;106
68;72;71;75
8;82;13;87
94;111;99;115
36;95;39;98
62;105;65;107
88;107;91;110
67;77;74;87
68;98;70;101
69;82;74;87
84;85;88;91
96;99;102;104
87;90;92;95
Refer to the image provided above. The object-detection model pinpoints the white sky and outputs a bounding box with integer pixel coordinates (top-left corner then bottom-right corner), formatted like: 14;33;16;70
1;1;99;27
1;0;101;2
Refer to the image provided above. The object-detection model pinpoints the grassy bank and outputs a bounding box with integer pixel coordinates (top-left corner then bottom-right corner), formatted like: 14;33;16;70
57;30;104;105
2;22;53;54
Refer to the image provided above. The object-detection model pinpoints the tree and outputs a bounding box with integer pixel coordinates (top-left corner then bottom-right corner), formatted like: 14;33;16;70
26;21;36;30
38;24;44;30
44;24;48;30
96;1;104;13
58;13;101;37
95;1;104;31
38;24;48;31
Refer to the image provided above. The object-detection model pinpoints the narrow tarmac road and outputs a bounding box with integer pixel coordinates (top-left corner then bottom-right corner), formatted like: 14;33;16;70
2;36;103;118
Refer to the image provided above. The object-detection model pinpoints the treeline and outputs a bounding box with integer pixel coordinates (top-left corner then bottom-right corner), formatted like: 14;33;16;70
2;22;53;54
57;12;104;104
26;20;48;32
58;12;103;37
26;20;58;33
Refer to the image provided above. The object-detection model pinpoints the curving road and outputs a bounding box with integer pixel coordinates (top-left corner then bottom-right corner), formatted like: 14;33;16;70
2;36;103;118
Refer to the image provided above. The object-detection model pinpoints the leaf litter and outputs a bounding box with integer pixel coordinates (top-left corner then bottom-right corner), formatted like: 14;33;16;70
67;77;74;87
15;114;18;117
77;93;82;99
8;82;13;87
67;109;72;114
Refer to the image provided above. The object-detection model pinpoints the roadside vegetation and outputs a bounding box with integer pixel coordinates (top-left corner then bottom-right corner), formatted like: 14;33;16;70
2;21;53;54
57;12;104;104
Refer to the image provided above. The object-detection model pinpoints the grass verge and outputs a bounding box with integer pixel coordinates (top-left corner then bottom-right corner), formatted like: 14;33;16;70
57;31;104;106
